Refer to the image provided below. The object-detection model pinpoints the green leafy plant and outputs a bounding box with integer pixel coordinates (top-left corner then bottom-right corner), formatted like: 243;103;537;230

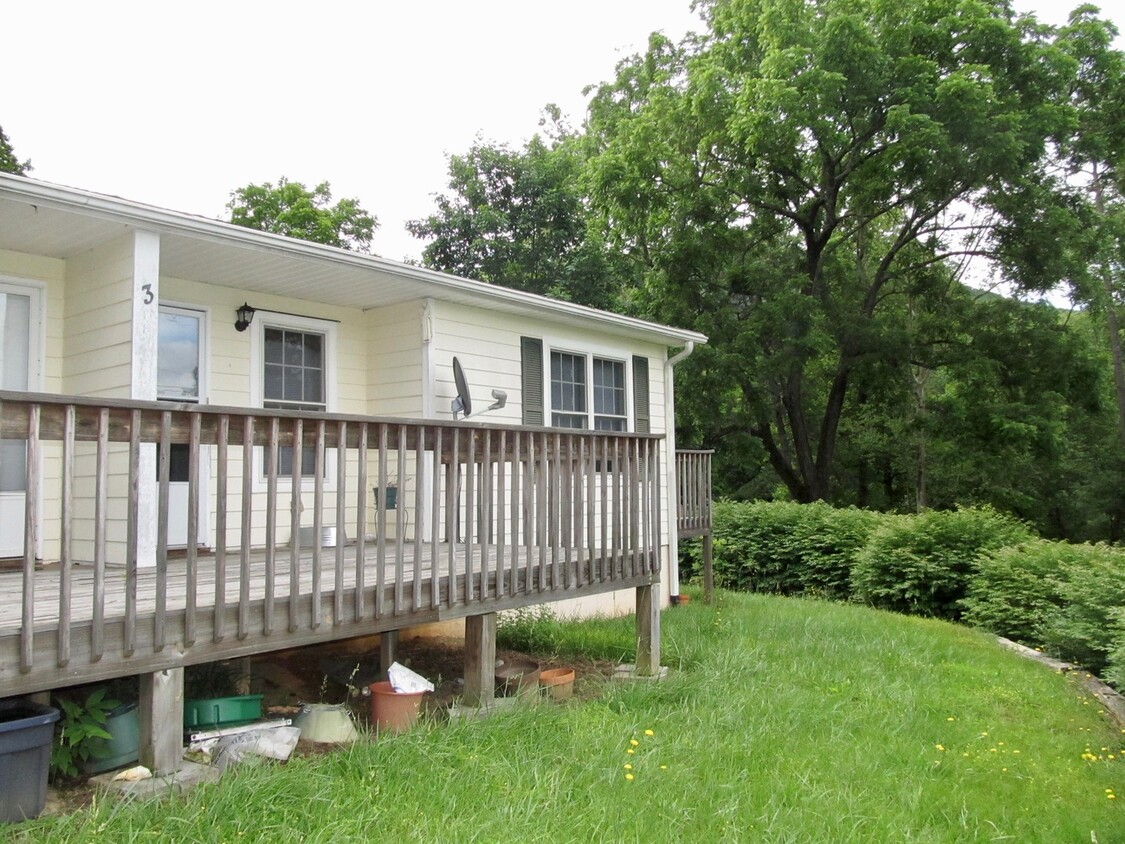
50;688;120;780
1037;551;1125;675
497;606;564;654
682;500;879;599
851;506;1034;620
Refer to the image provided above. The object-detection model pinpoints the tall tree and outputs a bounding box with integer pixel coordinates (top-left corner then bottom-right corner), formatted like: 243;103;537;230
0;125;30;175
584;0;1073;502
227;178;377;252
407;118;633;310
1034;8;1124;445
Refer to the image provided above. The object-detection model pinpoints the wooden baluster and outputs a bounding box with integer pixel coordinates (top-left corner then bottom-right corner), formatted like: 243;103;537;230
214;414;229;642
58;405;74;666
312;420;325;629
238;416;253;639
92;407;108;660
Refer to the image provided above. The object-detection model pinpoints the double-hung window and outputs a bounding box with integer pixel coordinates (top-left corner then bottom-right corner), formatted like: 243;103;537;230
264;327;325;475
521;337;648;432
550;350;627;431
251;313;336;483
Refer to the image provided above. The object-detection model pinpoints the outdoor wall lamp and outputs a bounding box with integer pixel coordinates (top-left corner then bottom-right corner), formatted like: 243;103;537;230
235;302;256;332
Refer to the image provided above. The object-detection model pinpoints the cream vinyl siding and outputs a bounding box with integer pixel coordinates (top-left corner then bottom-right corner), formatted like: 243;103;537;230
62;235;136;398
61;235;146;564
365;301;424;418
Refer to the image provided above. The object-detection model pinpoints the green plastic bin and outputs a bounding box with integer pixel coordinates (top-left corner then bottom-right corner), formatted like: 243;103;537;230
183;695;263;731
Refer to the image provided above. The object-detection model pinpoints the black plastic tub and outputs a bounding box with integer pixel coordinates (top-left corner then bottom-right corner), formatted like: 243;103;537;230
0;699;59;823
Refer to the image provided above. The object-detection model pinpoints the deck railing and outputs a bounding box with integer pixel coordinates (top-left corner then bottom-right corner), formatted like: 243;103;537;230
675;449;713;538
0;391;663;695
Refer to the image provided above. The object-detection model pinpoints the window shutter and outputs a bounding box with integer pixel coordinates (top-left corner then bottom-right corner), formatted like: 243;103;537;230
521;337;544;426
632;355;650;433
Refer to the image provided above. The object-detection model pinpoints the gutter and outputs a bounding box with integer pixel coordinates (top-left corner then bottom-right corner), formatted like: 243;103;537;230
664;341;696;599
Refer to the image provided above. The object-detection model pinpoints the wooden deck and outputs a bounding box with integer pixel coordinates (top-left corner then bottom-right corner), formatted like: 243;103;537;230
0;391;668;704
1;542;657;698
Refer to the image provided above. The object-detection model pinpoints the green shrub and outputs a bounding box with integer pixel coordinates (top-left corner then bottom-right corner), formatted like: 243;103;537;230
1037;549;1125;676
681;500;879;600
1106;608;1125;689
851;506;1034;620
961;539;1074;643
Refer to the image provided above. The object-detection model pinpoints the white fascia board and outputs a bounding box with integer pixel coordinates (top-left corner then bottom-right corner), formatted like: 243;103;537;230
0;174;708;349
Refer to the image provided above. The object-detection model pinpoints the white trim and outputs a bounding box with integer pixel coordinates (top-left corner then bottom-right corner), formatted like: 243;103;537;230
543;335;634;432
249;310;338;492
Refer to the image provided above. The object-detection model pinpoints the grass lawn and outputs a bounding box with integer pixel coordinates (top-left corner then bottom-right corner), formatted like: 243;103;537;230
6;591;1122;842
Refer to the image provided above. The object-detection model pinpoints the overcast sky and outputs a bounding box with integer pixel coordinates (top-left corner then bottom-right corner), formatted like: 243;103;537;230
3;0;1120;264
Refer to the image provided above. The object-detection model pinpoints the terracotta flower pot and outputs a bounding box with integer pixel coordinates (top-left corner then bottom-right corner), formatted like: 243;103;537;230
538;667;576;701
369;681;426;733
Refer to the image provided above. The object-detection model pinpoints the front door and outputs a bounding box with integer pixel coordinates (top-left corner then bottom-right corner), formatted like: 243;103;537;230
0;283;39;558
157;305;209;548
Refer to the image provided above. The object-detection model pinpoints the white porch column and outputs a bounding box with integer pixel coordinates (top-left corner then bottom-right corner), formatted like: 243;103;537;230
131;230;161;567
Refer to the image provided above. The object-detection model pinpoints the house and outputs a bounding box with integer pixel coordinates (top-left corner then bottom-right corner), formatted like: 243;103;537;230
0;172;708;774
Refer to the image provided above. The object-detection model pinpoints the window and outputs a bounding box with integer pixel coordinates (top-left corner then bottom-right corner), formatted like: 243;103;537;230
158;306;205;402
250;313;337;483
539;345;631;431
522;337;651;432
591;357;627;431
264;327;325;475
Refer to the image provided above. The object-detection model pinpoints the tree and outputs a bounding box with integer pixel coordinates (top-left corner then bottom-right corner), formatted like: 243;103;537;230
584;0;1073;503
227;178;377;252
407;116;634;310
0;125;30;175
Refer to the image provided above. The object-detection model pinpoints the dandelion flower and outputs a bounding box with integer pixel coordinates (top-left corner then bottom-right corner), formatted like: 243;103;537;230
630;739;639;747
627;749;635;755
645;729;654;737
935;745;945;752
660;765;668;770
625;773;635;781
624;764;633;770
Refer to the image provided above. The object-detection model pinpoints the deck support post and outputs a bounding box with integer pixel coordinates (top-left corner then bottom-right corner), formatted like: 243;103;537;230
233;657;252;695
380;629;399;676
703;533;714;605
463;613;496;707
139;667;184;776
635;584;660;676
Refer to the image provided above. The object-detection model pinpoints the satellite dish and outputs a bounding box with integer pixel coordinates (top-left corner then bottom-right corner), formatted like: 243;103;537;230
452;357;473;419
450;357;507;420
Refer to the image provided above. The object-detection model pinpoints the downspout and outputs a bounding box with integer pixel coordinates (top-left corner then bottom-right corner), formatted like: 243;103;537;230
664;341;695;599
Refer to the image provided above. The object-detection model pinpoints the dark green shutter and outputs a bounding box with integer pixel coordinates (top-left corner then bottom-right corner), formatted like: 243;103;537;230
521;337;544;426
632;355;650;433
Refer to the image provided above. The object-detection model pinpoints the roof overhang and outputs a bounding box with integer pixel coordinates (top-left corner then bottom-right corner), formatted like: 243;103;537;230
0;174;707;348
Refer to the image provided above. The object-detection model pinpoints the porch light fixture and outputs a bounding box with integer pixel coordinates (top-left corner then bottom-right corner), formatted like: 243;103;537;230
235;303;256;332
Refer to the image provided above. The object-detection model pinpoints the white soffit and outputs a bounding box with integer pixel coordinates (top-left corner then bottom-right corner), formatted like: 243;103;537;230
0;174;707;347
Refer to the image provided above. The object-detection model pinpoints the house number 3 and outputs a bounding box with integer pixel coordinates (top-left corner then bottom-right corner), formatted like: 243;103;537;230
141;283;154;305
